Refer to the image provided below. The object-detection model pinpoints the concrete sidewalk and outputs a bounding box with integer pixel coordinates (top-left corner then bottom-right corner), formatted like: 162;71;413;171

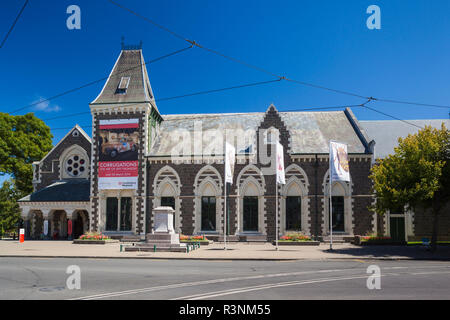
1;240;450;261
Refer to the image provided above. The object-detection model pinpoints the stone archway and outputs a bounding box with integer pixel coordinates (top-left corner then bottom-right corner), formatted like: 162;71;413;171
72;210;89;239
52;210;67;239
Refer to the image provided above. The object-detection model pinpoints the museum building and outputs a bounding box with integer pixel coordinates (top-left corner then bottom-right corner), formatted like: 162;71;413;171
17;46;449;242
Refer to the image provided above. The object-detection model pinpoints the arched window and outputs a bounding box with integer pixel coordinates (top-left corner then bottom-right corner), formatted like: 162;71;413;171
153;166;182;233
193;165;223;234
322;169;353;235
236;165;266;235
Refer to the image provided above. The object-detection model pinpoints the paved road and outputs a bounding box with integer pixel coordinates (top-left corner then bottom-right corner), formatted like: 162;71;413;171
0;258;449;300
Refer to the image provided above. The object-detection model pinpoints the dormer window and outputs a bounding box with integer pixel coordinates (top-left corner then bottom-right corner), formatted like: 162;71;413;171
116;76;130;94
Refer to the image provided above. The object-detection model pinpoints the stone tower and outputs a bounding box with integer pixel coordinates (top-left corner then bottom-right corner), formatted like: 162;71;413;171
89;44;162;237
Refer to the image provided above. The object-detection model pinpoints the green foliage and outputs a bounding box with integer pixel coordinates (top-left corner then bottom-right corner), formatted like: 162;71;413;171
0;180;21;232
370;124;450;214
0;112;53;194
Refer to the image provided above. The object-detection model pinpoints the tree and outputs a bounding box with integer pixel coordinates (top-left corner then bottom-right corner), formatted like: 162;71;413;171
0;179;21;233
0;112;53;195
370;124;450;251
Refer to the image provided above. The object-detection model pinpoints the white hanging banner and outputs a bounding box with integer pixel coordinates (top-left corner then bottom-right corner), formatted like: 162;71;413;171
276;141;286;185
43;220;48;236
329;141;350;182
224;142;236;185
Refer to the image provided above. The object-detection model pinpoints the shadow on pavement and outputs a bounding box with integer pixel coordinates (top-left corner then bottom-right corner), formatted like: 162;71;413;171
322;245;450;260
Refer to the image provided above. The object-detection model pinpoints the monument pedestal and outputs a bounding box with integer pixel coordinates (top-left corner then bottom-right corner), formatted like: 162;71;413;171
125;207;187;252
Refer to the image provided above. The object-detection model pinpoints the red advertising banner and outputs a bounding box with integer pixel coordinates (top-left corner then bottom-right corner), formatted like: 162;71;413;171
68;220;73;236
99;161;139;177
98;119;139;190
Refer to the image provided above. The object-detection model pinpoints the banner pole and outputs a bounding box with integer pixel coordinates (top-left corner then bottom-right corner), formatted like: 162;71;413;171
224;144;227;250
329;146;333;251
276;181;279;251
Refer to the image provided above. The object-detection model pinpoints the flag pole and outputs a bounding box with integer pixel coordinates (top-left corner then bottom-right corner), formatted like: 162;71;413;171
276;181;279;251
329;142;333;251
224;143;227;250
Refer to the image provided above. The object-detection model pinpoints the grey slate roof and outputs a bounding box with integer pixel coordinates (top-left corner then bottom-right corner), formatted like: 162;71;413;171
19;180;90;202
149;109;370;156
279;110;368;154
90;49;158;112
360;119;450;159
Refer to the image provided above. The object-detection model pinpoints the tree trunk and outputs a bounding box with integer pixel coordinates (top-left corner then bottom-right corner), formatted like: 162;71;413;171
430;200;440;253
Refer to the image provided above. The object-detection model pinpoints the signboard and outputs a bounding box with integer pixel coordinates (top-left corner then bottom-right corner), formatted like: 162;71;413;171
98;119;139;190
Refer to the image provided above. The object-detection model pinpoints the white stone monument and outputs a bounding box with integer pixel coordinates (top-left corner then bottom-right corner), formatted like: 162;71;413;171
124;206;183;252
126;206;187;252
153;206;175;234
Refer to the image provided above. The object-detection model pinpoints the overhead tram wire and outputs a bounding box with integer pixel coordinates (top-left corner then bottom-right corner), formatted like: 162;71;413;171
107;0;450;109
279;104;365;113
42;79;284;121
0;0;29;49
47;103;366;130
156;79;282;102
48;102;425;131
9;44;194;115
363;105;424;129
370;97;450;110
44;97;426;132
107;0;366;100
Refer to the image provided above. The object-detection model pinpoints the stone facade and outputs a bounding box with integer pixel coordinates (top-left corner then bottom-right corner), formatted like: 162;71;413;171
19;47;449;243
146;106;376;241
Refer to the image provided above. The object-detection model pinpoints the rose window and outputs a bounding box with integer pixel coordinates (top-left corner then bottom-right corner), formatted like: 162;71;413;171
65;155;86;177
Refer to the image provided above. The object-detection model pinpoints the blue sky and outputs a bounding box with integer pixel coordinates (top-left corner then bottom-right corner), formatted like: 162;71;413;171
1;0;449;146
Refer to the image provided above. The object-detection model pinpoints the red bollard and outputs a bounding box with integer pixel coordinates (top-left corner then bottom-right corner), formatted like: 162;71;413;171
19;228;25;243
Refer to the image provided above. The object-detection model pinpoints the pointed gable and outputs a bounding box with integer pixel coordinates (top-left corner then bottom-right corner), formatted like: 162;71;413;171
90;48;159;113
33;125;92;191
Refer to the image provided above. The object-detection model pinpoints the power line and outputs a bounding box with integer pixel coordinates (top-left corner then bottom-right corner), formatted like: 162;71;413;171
107;0;450;109
371;97;450;109
43;111;91;121
364;105;424;129
157;79;282;102
107;0;368;100
42;79;283;121
48;103;425;132
51;125;92;131
279;104;365;112
107;0;188;43
46;103;365;126
9;44;193;115
0;0;29;49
